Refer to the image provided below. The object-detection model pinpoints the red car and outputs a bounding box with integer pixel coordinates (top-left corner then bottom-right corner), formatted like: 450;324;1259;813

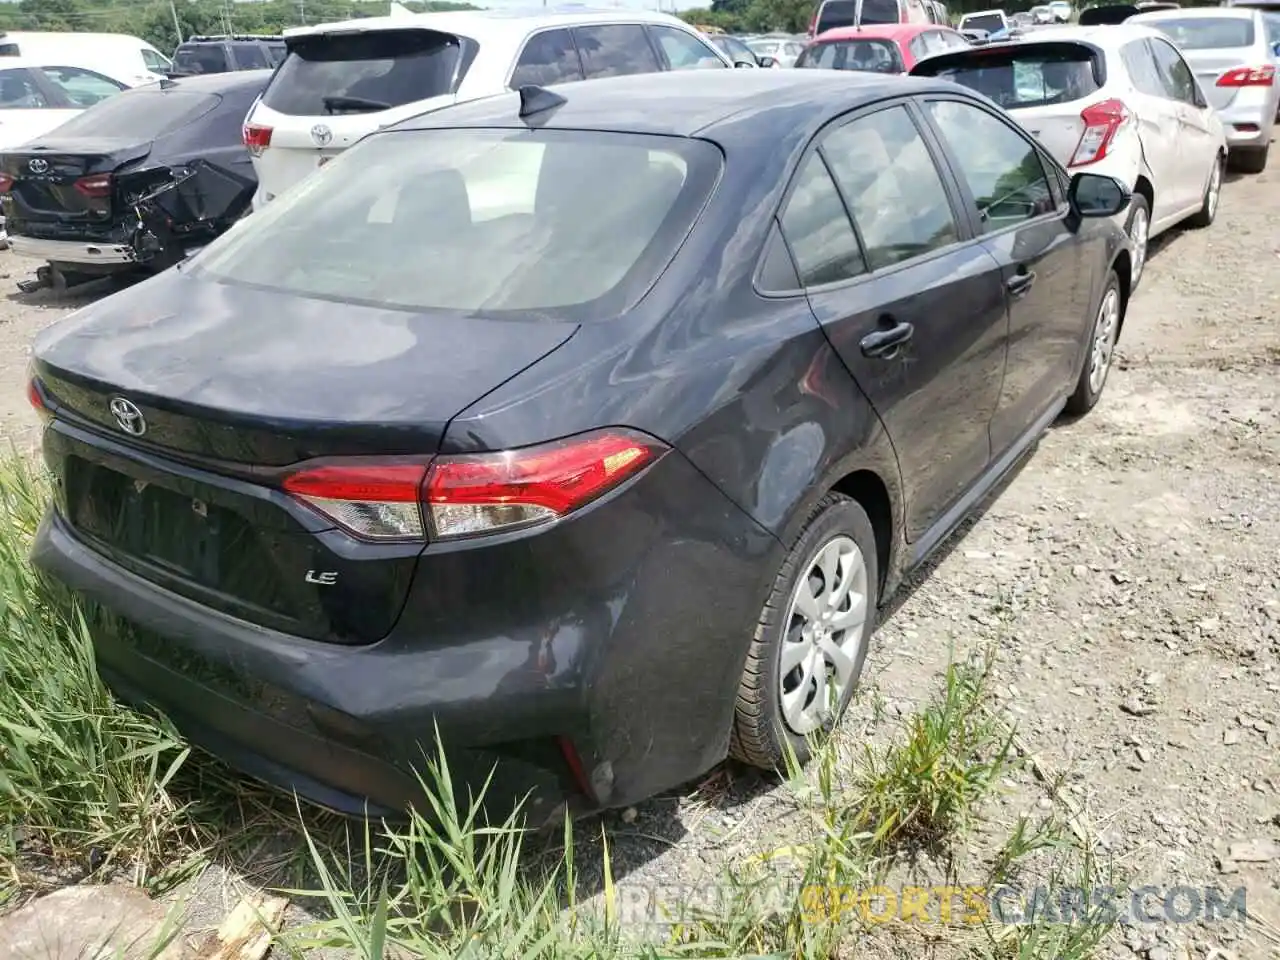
795;23;970;72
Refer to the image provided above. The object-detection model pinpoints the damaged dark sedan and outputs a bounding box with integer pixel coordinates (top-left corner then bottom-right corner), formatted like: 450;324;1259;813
1;69;267;290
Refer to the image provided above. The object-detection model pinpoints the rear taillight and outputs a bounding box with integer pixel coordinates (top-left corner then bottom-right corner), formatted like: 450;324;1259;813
1069;98;1129;168
0;173;12;194
243;123;273;157
27;377;50;420
1217;64;1275;87
281;429;667;543
73;174;112;198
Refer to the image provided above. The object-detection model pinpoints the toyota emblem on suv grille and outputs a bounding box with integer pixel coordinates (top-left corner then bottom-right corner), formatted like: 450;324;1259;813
109;397;146;436
27;158;47;174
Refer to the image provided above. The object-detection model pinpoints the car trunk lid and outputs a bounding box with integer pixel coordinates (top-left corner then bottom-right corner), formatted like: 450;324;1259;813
2;139;150;222
1181;48;1255;109
33;271;578;644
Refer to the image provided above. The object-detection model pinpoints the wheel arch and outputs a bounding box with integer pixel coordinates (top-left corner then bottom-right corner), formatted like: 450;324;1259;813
830;468;894;598
1110;248;1132;341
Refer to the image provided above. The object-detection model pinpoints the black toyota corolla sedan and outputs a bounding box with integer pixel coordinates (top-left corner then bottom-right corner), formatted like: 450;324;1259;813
29;70;1133;826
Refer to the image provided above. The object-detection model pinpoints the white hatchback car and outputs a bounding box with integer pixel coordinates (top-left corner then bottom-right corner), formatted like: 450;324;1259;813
243;9;735;210
912;24;1228;288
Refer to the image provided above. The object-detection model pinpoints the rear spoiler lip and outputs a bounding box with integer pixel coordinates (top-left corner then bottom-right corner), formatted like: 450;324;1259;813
910;37;1108;86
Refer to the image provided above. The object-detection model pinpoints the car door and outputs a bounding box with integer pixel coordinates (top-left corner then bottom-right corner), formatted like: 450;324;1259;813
1148;36;1220;205
921;94;1093;453
1119;37;1188;221
778;100;1009;543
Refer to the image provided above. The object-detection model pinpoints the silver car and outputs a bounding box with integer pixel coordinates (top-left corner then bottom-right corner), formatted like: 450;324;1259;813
1132;6;1280;171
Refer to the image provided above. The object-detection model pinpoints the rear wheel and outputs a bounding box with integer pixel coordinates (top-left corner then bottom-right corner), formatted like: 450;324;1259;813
1124;194;1150;289
730;493;878;771
1187;153;1223;229
1065;270;1122;417
1230;144;1268;175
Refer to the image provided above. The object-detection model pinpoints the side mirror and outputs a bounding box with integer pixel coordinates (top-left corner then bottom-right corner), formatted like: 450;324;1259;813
1272;39;1280;57
733;57;757;68
1068;171;1131;218
758;55;778;68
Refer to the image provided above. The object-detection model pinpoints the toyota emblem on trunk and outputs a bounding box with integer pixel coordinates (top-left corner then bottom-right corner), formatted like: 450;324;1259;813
109;397;146;436
310;124;333;147
27;158;47;174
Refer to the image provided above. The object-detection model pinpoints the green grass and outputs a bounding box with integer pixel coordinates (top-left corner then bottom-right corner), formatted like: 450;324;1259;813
0;456;1114;958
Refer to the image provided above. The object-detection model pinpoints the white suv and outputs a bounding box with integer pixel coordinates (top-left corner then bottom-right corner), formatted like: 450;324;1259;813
243;9;734;210
912;24;1228;288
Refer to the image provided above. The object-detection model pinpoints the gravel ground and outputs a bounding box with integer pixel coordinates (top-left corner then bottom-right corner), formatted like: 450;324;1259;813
1;158;1277;958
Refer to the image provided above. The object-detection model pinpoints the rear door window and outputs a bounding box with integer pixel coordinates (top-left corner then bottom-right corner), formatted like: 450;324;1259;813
649;25;726;69
0;68;52;108
822;105;959;269
1121;38;1164;96
572;24;661;79
174;44;229;74
1149;37;1199;104
262;29;466;116
42;88;220;139
511;29;583;87
912;46;1102;108
232;44;270;69
39;66;125;107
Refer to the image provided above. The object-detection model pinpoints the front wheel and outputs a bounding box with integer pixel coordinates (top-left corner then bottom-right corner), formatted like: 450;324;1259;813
730;493;879;771
1065;270;1122;417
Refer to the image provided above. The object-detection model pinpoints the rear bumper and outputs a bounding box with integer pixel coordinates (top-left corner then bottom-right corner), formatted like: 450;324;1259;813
9;235;136;266
32;445;781;820
1218;95;1274;148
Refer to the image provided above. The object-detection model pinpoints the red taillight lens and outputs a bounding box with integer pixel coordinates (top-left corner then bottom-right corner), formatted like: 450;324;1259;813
1217;64;1275;87
283;463;428;541
1069;98;1130;168
425;429;666;539
73;174;112;198
27;378;45;414
280;429;667;543
243;123;273;156
0;173;13;194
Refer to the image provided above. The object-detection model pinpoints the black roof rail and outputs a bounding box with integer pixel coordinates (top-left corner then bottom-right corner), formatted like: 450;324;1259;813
185;33;285;43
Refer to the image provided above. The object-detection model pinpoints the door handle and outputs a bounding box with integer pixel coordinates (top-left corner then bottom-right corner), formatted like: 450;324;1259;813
860;320;914;359
1006;270;1036;297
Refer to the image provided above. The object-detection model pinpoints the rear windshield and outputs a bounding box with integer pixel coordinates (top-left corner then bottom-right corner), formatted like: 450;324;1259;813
916;47;1102;108
797;38;904;72
261;29;464;117
173;44;229;74
817;0;902;32
192;129;721;319
961;13;1007;33
40;88;219;139
1144;17;1256;49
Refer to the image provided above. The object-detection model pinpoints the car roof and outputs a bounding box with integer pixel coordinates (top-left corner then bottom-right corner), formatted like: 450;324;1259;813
1129;5;1257;17
961;9;1007;17
158;69;274;94
813;23;946;41
284;6;697;42
974;22;1166;47
389;69;960;140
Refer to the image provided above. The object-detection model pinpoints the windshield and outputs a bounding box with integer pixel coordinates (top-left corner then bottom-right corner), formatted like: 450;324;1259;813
915;47;1101;107
36;88;219;139
817;0;903;32
797;38;904;71
1144;17;1256;49
261;29;465;116
961;13;1007;32
192;128;721;319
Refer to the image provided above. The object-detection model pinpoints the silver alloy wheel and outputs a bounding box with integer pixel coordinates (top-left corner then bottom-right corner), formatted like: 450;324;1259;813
1088;286;1121;395
1206;158;1222;220
1128;205;1149;285
778;534;869;736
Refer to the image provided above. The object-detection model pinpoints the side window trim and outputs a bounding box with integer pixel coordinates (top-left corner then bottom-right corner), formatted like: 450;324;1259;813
915;93;1064;239
507;26;585;88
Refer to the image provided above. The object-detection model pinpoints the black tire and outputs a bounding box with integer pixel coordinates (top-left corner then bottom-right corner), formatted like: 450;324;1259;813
1123;193;1150;291
1187;153;1224;229
1065;270;1122;417
1230;144;1268;175
730;493;879;771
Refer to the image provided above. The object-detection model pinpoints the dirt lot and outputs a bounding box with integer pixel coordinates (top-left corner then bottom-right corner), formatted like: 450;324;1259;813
0;159;1276;958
